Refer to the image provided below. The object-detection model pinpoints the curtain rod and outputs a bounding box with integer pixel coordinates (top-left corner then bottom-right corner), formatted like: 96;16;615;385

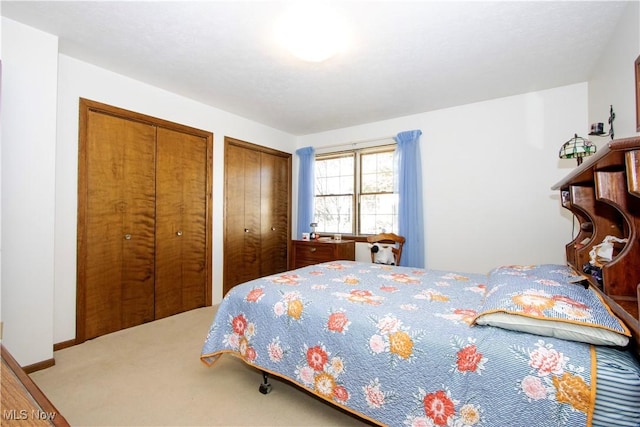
314;135;396;151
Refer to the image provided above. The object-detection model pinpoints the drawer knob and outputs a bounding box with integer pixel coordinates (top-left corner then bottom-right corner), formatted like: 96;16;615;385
310;247;316;252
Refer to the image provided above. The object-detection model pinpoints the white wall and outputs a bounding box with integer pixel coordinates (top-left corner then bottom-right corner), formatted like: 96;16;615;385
297;84;586;275
1;19;58;365
588;0;639;142
0;16;3;340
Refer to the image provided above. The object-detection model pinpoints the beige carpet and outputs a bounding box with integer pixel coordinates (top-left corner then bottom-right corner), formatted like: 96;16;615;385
29;306;372;427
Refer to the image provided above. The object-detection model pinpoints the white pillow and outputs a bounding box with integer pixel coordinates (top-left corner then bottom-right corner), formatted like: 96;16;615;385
475;311;629;346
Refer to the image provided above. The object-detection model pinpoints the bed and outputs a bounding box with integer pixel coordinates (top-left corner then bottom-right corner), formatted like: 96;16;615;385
201;261;640;427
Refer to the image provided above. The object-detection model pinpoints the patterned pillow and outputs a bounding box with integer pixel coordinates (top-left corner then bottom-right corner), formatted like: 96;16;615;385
473;264;630;346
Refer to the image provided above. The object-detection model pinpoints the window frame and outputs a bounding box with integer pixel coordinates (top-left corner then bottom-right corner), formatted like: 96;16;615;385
314;144;397;237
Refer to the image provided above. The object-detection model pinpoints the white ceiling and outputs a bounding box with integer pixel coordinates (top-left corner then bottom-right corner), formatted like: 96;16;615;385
1;1;632;135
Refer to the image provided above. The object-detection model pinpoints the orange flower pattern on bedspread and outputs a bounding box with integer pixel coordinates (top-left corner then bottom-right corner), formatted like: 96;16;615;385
201;261;597;427
511;339;593;419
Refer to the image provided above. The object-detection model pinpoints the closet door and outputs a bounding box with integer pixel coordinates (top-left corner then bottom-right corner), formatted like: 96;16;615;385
260;152;290;276
224;142;262;295
155;128;208;319
82;111;156;340
223;137;292;295
78;98;213;343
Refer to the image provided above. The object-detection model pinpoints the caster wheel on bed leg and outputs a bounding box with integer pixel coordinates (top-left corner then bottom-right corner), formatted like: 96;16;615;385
259;383;272;394
259;371;272;394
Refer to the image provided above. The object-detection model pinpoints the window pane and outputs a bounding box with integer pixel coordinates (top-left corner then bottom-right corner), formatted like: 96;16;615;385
360;193;398;234
315;155;354;195
314;146;397;236
314;195;352;233
361;151;394;193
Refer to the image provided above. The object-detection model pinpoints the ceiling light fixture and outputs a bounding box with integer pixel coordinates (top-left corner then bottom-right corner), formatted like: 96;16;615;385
275;3;349;62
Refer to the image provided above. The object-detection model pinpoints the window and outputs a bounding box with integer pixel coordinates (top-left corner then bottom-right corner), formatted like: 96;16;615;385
314;145;397;235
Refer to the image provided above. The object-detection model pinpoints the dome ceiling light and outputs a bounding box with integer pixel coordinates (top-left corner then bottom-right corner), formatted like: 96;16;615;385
275;3;349;62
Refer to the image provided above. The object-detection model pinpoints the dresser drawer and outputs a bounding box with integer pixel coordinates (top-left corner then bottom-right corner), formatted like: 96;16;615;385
294;242;335;262
291;239;356;269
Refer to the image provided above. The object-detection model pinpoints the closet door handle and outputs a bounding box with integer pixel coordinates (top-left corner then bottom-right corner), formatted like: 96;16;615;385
244;228;250;233
176;230;183;236
124;234;132;240
271;227;276;231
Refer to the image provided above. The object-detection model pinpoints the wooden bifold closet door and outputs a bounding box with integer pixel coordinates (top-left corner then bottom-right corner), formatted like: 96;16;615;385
223;137;291;295
155;127;208;319
224;142;262;289
83;110;157;338
260;151;290;277
77;99;212;342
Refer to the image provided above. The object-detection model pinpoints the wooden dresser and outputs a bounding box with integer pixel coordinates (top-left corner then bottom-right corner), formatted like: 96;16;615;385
552;135;640;353
291;239;356;269
1;345;69;426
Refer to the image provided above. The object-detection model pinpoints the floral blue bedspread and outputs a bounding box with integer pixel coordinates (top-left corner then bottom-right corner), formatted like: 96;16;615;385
201;261;594;427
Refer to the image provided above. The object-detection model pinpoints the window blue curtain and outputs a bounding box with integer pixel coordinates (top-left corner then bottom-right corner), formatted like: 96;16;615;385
296;146;315;240
394;130;425;268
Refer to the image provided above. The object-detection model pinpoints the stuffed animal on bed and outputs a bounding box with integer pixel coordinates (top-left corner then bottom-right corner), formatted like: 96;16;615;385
370;243;395;265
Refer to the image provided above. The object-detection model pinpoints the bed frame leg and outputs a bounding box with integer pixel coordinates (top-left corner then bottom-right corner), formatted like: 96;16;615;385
259;371;272;394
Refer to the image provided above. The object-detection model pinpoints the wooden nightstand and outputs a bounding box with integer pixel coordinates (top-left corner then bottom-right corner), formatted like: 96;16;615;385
291;239;355;269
